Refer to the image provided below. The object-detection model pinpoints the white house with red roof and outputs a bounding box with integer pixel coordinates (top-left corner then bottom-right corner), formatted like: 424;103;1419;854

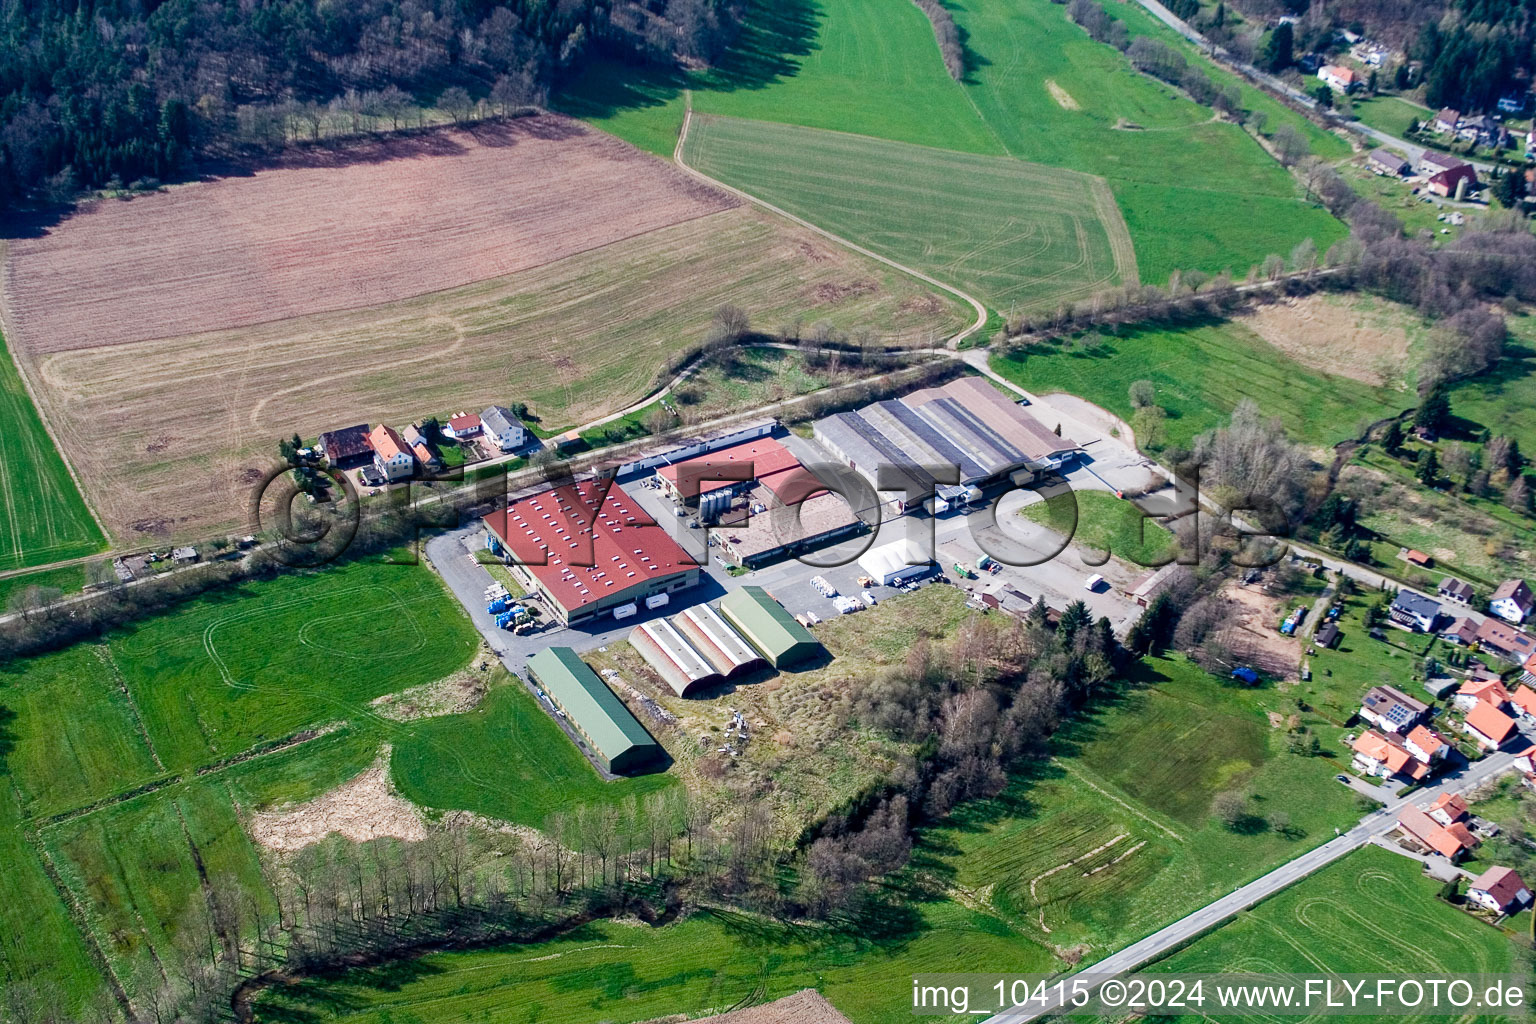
1469;866;1532;914
368;425;415;482
1351;730;1429;782
1405;725;1450;765
1318;65;1359;92
1427;792;1469;827
1397;804;1480;861
1510;685;1536;723
442;411;482;440
1463;700;1519;751
1455;677;1512;713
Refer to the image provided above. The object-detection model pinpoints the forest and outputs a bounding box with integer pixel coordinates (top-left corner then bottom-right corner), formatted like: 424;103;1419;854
0;0;741;208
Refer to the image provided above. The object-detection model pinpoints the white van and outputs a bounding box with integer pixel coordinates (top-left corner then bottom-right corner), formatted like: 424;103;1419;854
1085;574;1106;592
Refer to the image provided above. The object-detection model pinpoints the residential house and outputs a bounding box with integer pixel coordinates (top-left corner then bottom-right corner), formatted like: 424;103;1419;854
1491;579;1534;624
368;425;416;482
1438;578;1475;607
1418;149;1465;177
1459;113;1499;143
1406;725;1450;765
171;546;198;564
1368;150;1411;177
1389;590;1442;632
442;412;482;441
1515;745;1536;789
1427;164;1478;199
1476;618;1536;663
481;405;529;452
1427;792;1468;826
1468;866;1532;914
1510;685;1536;723
1318;65;1359;92
1443;616;1480;646
1397;804;1480;861
1352;729;1429;781
318;423;373;469
1359;684;1430;733
1433;108;1462;134
1455;677;1512;713
1525;653;1536;686
1315;622;1341;649
1464;700;1518;751
402;425;442;472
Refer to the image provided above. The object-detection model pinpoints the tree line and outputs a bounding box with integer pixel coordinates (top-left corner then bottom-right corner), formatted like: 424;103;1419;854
0;0;743;208
911;0;965;80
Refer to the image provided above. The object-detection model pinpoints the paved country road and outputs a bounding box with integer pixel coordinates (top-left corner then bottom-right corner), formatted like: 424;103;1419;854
979;745;1526;1023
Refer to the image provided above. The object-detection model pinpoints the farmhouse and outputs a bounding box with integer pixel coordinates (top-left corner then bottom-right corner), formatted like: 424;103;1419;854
859;536;939;588
1397;804;1480;861
1417;149;1465;177
1389;590;1441;632
483;480;700;627
1468;866;1532;914
719;586;822;669
443;412;482;440
1463;700;1518;751
671;604;765;679
1427;164;1478;199
1475;618;1536;663
813;377;1081;502
630;617;722;697
368;425;416;482
525;647;662;774
1438;578;1475;606
481;405;529;453
1317;65;1359;92
1359;684;1429;733
318;424;373;469
1491;579;1534;624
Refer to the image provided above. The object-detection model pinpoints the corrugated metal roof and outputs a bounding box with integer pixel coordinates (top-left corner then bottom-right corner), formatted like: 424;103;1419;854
631;619;721;696
526;648;659;766
674;604;762;676
719;587;819;666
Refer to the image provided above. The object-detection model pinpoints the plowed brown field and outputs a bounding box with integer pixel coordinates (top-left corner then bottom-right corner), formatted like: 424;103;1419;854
1;115;734;353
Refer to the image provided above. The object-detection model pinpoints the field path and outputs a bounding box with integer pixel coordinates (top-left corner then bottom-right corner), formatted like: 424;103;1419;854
673;93;989;350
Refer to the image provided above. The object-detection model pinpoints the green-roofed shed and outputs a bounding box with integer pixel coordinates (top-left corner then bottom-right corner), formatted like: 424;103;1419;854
718;587;822;668
526;647;662;774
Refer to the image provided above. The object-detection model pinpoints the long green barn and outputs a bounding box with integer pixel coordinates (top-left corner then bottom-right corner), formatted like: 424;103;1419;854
718;587;822;669
526;647;662;775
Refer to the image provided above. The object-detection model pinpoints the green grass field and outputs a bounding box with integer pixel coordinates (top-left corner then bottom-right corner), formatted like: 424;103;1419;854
1351;95;1433;139
1144;846;1518;1023
565;0;1347;290
681;115;1135;311
1448;321;1536;455
0;329;105;571
0;557;692;1014
1019;489;1178;566
994;318;1408;450
254;655;1367;1024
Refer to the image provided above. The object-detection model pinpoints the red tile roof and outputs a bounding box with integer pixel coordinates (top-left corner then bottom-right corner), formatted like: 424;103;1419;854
1434;822;1479;858
1466;700;1517;745
1513;685;1536;718
1407;725;1446;758
1460;677;1512;705
484;480;694;615
656;437;803;497
1431;792;1468;821
368;424;411;462
448;412;481;433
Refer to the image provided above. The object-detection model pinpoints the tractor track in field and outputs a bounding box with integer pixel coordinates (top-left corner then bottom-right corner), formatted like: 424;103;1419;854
673;93;989;351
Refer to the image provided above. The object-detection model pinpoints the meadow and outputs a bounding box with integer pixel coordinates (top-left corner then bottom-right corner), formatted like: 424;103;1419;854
26;206;962;543
1351;95;1435;140
1144;846;1519;1023
1448;323;1536;455
565;0;1348;289
252;654;1367;1024
993;317;1408;450
0;329;105;571
0;557;684;1015
680;114;1137;312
